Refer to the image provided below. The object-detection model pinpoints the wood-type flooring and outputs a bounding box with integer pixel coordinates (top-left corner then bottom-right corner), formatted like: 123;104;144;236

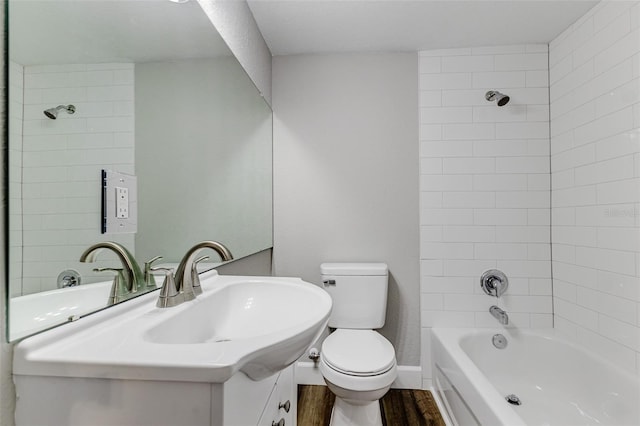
297;385;447;426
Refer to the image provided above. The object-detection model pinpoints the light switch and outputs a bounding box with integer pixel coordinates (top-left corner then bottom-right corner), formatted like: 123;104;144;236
116;187;129;219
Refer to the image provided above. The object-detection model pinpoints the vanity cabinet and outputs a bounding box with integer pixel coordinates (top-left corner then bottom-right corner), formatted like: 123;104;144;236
225;364;296;426
15;365;296;426
13;273;327;426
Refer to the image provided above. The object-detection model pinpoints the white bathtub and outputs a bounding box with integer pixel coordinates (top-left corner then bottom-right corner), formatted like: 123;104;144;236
9;282;114;340
432;328;640;426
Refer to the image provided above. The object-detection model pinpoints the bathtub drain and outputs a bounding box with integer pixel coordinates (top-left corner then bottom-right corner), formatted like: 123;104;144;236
492;333;508;349
505;394;522;406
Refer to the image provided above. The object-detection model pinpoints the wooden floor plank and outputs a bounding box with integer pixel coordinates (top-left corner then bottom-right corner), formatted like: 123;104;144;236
414;390;447;426
297;385;335;426
298;385;446;426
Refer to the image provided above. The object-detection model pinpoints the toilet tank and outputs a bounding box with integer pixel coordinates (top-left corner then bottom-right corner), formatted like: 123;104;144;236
320;262;388;329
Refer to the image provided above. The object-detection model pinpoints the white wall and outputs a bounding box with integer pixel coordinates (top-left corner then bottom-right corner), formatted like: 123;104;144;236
549;0;640;374
17;63;135;295
418;44;552;386
273;53;420;367
135;58;272;264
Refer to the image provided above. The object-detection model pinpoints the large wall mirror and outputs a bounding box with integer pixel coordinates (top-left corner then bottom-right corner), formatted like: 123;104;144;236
7;0;273;341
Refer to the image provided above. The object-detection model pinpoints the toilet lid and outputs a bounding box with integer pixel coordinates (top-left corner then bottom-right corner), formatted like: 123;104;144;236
322;329;396;376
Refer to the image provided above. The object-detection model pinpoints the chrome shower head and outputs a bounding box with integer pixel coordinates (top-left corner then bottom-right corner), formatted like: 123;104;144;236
485;91;510;107
44;104;76;119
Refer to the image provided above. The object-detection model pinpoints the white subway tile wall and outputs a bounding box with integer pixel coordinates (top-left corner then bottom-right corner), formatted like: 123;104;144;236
17;63;135;295
419;45;552;386
550;0;640;374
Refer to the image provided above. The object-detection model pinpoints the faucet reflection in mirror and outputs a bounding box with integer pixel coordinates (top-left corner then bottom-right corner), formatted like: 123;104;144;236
156;241;233;308
79;242;150;305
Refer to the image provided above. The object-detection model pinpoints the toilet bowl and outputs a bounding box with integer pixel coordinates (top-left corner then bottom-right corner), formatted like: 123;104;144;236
320;330;397;425
318;263;397;426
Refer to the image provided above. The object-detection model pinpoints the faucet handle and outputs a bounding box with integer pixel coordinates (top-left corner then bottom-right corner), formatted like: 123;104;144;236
144;256;163;288
487;277;501;298
154;267;183;308
94;267;127;305
145;255;163;268
94;267;122;273
191;255;210;296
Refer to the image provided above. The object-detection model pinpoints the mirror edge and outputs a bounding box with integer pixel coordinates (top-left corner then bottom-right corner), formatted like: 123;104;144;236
3;0;9;344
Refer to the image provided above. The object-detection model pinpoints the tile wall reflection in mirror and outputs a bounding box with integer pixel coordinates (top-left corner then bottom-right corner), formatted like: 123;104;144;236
7;0;273;341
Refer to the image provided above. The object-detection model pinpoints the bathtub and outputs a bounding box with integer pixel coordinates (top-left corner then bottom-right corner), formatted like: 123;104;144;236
432;328;640;426
9;281;113;340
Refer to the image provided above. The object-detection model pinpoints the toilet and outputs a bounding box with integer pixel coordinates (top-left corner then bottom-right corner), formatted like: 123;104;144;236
319;262;397;426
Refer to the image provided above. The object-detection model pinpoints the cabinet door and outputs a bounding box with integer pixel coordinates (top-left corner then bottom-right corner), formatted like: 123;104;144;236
257;365;295;426
224;371;279;426
277;365;295;426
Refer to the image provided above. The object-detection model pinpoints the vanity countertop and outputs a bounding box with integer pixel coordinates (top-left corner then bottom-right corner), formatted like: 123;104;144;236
13;271;331;383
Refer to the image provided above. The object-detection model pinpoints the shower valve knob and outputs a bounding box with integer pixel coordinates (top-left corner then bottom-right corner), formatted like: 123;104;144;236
480;269;509;298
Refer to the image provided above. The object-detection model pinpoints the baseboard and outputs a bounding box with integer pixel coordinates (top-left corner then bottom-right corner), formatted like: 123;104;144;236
393;365;422;389
295;361;325;386
295;361;423;390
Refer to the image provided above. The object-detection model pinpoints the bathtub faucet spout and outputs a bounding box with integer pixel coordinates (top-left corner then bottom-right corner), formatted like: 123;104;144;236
490;305;509;325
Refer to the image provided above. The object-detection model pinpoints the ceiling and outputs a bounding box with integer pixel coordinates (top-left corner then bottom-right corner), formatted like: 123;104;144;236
10;0;231;65
247;0;599;56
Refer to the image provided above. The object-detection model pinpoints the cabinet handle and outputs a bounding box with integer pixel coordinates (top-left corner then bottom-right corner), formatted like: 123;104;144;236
272;419;285;426
278;400;291;413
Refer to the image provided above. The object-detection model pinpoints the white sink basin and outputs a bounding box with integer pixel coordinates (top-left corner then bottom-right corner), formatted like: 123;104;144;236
13;271;332;382
145;280;324;344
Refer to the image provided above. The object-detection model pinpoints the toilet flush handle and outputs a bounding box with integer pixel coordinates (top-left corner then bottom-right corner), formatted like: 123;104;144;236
323;279;336;286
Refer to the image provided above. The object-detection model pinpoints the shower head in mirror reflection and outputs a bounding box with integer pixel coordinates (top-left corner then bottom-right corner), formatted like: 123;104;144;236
43;104;76;119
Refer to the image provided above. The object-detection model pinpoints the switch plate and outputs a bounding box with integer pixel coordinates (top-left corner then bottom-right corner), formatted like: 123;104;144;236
102;170;137;234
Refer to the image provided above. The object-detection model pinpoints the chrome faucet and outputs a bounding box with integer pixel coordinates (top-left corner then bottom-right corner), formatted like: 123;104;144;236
173;241;233;302
154;267;181;308
79;242;145;300
490;305;509;325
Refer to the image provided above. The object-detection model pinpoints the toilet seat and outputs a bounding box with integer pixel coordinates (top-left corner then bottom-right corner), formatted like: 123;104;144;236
322;329;396;376
320;356;397;393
